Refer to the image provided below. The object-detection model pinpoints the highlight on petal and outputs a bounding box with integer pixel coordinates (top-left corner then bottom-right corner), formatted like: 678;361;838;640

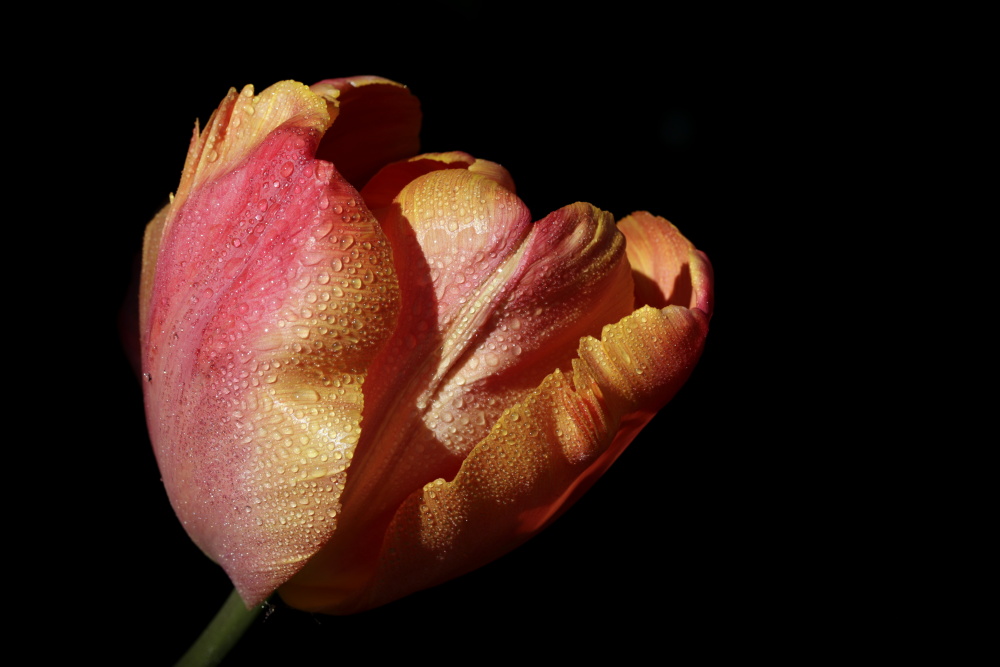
311;77;421;190
360;151;516;214
279;170;687;614
348;171;635;516
141;81;400;605
282;299;710;613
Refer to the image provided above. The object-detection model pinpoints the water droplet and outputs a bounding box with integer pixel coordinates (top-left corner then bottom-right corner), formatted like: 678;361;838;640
332;258;343;272
318;197;330;210
280;161;294;178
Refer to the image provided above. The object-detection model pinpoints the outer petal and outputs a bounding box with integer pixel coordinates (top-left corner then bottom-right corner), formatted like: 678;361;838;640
141;82;399;605
282;303;710;613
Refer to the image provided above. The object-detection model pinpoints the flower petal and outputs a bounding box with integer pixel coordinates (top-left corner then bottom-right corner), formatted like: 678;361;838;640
619;211;714;315
361;151;517;214
281;298;710;613
311;77;421;190
141;82;400;605
280;174;644;611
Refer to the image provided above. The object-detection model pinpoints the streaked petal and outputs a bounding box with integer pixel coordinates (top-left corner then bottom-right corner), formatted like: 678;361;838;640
141;81;400;605
282;299;709;613
281;175;643;610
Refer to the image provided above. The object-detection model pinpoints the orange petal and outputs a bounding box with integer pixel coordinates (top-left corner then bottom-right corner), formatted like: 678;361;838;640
281;178;647;611
311;77;421;190
619;211;714;315
361;151;516;214
141;81;400;606
332;167;535;525
281;299;710;613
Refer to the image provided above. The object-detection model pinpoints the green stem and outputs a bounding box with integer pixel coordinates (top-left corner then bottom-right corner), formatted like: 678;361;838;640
175;589;265;667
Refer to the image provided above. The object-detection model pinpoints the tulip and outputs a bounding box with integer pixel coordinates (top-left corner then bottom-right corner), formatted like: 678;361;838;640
141;76;713;615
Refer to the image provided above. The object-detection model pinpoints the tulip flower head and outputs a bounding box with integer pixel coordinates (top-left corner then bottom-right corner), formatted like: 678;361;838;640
140;76;712;614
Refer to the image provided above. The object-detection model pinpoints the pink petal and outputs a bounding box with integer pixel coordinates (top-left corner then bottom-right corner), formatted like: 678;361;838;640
141;82;400;605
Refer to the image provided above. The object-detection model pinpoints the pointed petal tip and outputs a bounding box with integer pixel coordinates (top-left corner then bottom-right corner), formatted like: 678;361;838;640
173;81;331;212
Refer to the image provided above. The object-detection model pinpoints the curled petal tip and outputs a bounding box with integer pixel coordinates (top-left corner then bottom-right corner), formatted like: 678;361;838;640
619;211;714;318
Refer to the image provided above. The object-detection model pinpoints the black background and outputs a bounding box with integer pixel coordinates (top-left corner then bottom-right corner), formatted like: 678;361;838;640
74;6;801;663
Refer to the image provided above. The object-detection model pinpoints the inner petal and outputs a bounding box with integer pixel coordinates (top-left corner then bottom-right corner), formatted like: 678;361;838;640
337;169;634;542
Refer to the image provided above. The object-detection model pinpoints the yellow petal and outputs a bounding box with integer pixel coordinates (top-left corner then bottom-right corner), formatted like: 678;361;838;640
361;151;517;215
281;301;710;613
280;180;670;613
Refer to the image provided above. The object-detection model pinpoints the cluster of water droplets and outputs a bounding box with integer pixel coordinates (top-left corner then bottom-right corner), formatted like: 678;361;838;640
184;125;398;555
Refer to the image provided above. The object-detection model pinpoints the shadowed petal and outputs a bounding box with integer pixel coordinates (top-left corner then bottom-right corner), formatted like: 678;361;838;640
311;77;421;190
282;298;710;613
619;211;713;314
